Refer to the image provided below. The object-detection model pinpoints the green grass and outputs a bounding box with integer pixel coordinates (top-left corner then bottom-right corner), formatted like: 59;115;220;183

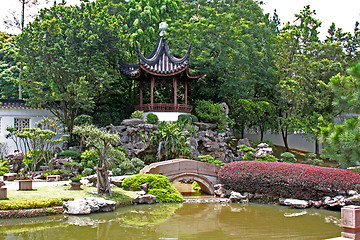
5;185;137;206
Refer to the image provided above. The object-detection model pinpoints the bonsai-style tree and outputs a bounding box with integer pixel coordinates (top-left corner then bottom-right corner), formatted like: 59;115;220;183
73;125;120;196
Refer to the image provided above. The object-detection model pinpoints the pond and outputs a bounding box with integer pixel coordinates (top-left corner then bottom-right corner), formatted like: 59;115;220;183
0;203;341;239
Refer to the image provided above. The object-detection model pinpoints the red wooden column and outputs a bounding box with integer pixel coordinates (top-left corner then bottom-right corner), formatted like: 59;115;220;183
139;79;143;109
150;76;154;111
184;78;188;106
173;76;177;111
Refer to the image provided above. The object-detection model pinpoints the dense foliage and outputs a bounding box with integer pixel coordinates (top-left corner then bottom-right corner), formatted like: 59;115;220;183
219;161;360;200
121;173;183;202
321;63;360;167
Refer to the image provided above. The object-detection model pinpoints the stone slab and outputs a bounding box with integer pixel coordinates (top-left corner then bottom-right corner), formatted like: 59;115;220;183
46;175;60;182
19;180;32;190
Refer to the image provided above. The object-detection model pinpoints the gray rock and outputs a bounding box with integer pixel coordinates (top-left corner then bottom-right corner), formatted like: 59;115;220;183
109;175;133;187
323;196;348;208
257;143;270;148
132;194;156;204
229;191;247;202
310;200;322;208
193;122;217;130
237;138;252;147
243;192;254;200
348;190;358;196
63;199;91;215
140;183;149;192
282;199;310;209
214;184;231;198
121;119;145;126
85;197;116;212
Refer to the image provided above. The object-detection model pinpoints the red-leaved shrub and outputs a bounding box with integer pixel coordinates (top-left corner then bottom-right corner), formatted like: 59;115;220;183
219;161;360;200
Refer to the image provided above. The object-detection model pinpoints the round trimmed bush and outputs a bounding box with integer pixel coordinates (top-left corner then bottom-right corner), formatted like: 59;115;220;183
146;113;159;124
122;173;183;203
219;161;360;200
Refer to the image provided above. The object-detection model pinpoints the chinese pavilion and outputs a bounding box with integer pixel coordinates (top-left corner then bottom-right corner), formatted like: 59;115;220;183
118;22;203;121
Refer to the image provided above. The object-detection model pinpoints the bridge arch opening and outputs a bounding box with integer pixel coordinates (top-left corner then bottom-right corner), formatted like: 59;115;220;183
169;173;214;195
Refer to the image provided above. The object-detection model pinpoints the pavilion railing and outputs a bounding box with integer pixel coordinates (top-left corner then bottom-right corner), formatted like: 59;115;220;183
135;103;192;113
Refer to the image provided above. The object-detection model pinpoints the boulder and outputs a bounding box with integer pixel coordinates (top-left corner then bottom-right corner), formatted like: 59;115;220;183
254;143;273;158
85;197;116;212
139;183;149;192
6;150;24;173
237;138;252;148
214;184;231;198
281;198;310;209
229;191;247;202
63;199;91;215
323;196;348;208
132;194;156;204
109;175;133;187
121;119;145;126
193;122;217;130
63;197;117;215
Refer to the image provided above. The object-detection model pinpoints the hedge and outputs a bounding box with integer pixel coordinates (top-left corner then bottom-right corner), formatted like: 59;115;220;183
219;161;360;200
0;197;74;210
122;174;183;203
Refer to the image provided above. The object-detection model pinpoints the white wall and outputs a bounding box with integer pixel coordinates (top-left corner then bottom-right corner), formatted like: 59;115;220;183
0;108;54;153
244;131;319;153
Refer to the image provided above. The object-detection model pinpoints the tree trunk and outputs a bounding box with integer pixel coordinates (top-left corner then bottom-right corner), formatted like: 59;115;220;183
315;138;320;158
96;161;112;196
281;127;289;152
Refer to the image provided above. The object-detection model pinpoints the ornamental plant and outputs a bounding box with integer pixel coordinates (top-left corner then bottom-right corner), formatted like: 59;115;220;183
195;100;227;131
145;113;159;125
122;173;183;202
219;161;360;200
280;152;297;163
131;110;144;120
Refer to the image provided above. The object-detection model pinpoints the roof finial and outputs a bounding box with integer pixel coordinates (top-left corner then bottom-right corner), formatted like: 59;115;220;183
159;22;168;36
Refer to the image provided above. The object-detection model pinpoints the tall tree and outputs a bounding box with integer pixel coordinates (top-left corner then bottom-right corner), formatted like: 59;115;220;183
274;5;346;152
0;33;20;98
18;1;123;142
167;0;276;104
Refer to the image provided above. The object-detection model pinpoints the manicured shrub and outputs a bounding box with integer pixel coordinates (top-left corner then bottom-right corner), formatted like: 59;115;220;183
146;113;159;125
178;114;192;123
82;168;93;177
280;152;297;163
219;161;360;200
0;197;74;210
122;173;183;202
190;115;198;122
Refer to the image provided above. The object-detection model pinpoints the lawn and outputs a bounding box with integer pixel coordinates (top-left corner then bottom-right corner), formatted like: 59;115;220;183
5;185;138;205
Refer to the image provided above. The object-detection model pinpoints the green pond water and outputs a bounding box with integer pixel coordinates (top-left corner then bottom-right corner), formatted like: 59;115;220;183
0;203;341;240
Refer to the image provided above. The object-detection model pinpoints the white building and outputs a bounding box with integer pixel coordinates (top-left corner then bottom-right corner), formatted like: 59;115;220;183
0;99;54;153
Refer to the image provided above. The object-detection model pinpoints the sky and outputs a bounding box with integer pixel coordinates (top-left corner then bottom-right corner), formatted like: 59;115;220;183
0;0;360;39
261;0;360;39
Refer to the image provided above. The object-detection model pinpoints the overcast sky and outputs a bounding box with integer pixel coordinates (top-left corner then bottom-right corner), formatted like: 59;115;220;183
261;0;360;39
0;0;360;39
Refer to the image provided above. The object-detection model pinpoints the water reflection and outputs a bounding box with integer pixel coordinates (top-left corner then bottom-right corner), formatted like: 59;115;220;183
0;203;341;240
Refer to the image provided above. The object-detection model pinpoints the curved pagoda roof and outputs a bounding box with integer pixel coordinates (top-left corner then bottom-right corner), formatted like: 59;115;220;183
119;37;203;79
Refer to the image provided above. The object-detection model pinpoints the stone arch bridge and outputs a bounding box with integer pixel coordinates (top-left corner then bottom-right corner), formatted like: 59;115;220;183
140;159;221;195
